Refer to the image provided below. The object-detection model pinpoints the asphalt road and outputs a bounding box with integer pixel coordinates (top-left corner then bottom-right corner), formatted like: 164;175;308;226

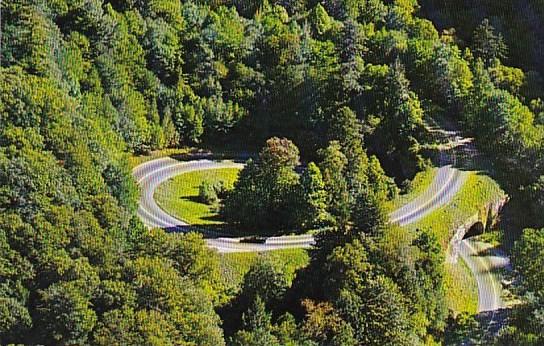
133;125;508;335
133;151;466;252
459;239;511;337
133;124;469;252
134;157;315;252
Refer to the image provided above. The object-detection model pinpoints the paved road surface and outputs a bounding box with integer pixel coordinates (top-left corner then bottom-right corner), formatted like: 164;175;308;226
134;157;315;252
133;152;466;252
134;123;470;252
132;126;509;335
460;239;511;338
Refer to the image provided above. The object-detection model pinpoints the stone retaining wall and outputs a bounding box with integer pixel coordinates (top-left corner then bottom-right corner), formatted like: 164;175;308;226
446;196;509;263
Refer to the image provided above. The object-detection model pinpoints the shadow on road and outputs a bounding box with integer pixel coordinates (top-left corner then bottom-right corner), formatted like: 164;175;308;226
476;307;511;342
168;149;254;164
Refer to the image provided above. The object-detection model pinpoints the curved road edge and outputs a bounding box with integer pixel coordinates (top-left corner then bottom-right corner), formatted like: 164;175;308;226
132;154;511;334
132;121;511;336
132;155;467;252
459;239;511;338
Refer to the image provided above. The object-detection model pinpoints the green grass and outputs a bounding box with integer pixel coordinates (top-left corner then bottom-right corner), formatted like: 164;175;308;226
219;248;310;296
389;170;504;317
152;163;310;300
444;257;479;315
154;167;241;226
129;148;193;169
387;167;438;210
405;172;505;248
475;229;503;247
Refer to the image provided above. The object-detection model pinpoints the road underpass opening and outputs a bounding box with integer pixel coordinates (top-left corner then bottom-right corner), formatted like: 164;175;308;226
463;221;485;239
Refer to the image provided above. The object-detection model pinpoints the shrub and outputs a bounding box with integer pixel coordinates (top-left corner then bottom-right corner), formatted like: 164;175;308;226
198;180;226;205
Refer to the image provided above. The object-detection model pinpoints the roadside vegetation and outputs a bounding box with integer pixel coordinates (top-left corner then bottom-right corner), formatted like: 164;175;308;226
406;173;505;247
475;229;503;248
219;249;310;298
387;167;438;210
3;0;544;344
444;259;479;315
128;148;193;169
494;228;544;344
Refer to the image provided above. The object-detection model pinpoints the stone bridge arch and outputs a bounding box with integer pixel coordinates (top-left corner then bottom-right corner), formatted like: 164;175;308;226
463;221;485;239
447;196;508;263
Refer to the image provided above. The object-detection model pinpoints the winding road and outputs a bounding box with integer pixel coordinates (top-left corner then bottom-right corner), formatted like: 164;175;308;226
134;157;316;252
134;120;468;252
132;125;508;336
459;239;510;338
133;153;466;252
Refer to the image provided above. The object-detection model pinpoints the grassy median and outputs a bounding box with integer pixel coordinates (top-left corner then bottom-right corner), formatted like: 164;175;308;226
154;168;241;225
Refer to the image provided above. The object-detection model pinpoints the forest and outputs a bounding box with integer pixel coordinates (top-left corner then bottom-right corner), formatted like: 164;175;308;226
1;0;543;345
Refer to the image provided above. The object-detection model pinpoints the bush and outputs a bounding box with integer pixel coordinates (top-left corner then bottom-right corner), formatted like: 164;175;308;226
198;180;226;205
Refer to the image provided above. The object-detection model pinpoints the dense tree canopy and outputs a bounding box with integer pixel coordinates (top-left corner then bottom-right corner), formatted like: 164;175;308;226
495;228;544;345
222;137;303;232
2;0;544;344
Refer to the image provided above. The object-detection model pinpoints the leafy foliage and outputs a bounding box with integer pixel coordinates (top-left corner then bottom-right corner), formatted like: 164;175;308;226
222;137;304;232
495;228;544;345
2;0;544;344
199;179;227;205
